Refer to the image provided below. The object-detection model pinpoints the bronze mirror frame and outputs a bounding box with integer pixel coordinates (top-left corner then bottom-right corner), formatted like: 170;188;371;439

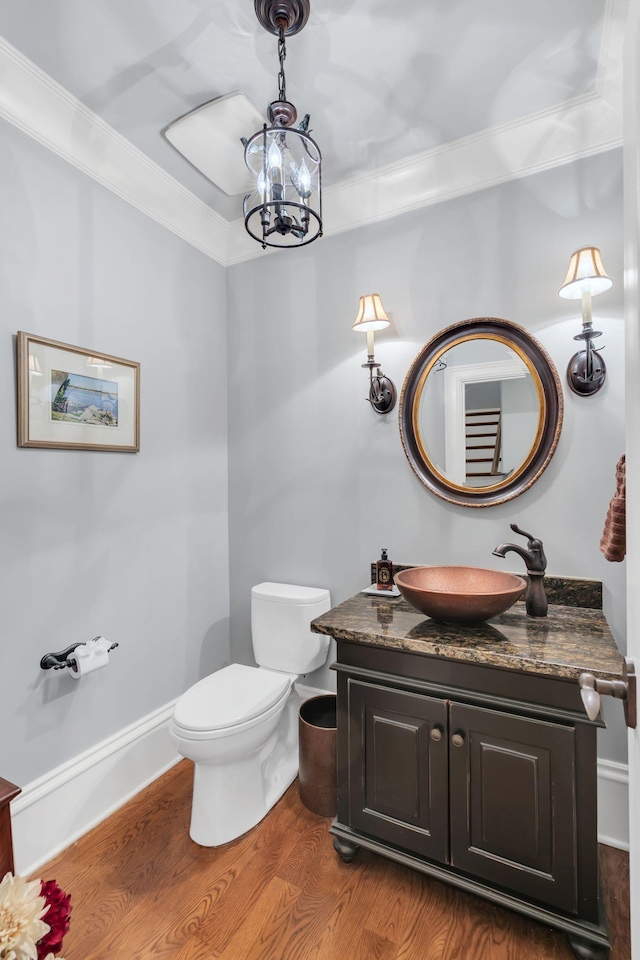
399;318;564;508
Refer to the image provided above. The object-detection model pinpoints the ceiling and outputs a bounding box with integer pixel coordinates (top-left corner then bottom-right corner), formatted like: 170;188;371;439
0;0;608;222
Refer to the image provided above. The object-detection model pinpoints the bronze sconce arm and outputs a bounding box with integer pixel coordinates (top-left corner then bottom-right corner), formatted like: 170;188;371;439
361;357;397;415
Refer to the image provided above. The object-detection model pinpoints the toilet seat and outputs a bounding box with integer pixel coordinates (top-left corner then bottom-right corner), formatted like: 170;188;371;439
172;663;291;739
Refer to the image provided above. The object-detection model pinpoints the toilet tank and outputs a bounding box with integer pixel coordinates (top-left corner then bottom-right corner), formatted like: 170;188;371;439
251;582;331;674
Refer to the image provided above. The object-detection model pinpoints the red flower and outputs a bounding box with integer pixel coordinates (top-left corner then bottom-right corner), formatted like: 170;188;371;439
37;879;72;959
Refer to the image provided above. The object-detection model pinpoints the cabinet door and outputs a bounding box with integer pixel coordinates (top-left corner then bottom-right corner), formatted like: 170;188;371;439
348;679;448;861
449;702;577;913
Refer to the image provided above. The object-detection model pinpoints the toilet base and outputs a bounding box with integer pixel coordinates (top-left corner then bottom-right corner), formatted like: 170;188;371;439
189;690;303;846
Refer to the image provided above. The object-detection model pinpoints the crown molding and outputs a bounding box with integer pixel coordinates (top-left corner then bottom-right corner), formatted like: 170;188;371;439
0;0;626;268
0;35;229;265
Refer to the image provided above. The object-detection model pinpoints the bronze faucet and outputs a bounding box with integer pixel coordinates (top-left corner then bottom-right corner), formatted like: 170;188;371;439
492;523;547;617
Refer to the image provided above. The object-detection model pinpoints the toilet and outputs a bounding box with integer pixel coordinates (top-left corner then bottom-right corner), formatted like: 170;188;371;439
169;582;331;846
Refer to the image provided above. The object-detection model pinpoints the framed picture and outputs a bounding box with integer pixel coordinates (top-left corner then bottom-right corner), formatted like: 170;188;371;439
17;332;140;452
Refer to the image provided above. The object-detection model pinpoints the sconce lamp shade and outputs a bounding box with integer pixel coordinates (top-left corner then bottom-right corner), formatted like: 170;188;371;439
28;355;42;376
559;247;612;299
86;356;113;369
353;294;390;332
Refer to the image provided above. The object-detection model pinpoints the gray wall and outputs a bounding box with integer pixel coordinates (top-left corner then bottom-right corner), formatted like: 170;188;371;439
2;127;625;789
0;120;230;785
227;150;628;762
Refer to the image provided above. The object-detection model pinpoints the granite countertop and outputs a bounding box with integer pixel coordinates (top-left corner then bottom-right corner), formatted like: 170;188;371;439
311;590;624;682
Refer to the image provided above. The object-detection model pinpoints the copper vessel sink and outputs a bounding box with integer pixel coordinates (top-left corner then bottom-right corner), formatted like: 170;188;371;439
394;566;526;624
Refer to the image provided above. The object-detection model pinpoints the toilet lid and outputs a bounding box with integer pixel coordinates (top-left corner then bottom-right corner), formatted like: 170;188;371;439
173;663;291;732
252;582;330;605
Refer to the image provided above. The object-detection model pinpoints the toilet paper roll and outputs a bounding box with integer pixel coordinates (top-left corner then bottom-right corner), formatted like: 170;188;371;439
69;640;110;679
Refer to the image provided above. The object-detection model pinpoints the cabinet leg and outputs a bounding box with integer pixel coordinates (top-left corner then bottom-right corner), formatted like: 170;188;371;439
567;935;609;960
333;836;359;864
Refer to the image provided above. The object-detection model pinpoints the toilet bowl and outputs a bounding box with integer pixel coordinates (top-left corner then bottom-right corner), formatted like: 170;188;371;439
170;582;331;846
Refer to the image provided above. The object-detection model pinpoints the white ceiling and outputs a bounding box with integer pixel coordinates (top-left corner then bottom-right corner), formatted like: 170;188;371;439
0;0;608;221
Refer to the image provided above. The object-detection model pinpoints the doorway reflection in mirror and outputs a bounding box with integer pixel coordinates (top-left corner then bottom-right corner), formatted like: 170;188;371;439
418;338;540;489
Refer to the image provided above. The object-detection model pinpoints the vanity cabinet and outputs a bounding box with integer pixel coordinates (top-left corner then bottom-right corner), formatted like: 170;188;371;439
331;642;607;960
348;679;579;913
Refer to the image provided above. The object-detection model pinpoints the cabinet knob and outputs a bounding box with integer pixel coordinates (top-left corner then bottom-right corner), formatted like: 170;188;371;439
451;732;465;748
430;725;443;742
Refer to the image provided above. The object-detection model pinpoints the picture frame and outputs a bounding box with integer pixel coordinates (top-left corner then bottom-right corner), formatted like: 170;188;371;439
17;332;140;452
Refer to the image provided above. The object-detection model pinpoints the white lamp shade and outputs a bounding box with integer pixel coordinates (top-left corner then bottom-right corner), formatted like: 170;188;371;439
352;294;390;332
28;355;42;375
86;356;112;369
559;247;612;299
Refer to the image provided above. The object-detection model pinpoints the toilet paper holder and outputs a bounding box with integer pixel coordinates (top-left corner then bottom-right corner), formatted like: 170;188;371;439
40;638;119;671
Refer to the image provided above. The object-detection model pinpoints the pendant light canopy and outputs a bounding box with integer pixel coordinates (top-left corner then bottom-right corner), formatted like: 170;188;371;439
244;0;322;249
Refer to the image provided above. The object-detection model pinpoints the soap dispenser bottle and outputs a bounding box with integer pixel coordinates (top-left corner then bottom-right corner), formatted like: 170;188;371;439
376;549;394;591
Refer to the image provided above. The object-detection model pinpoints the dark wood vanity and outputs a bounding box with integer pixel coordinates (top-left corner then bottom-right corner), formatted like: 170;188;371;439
311;582;625;960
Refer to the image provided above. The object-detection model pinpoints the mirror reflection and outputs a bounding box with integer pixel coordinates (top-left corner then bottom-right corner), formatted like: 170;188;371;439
399;318;563;508
417;338;541;489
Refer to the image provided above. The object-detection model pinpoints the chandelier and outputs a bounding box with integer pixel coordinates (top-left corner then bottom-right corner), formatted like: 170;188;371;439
243;0;322;249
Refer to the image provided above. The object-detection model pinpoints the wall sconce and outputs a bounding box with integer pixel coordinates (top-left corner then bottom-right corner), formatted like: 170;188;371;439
559;246;612;396
352;293;397;415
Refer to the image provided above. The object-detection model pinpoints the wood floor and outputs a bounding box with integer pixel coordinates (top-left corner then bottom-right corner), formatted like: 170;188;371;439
36;760;630;960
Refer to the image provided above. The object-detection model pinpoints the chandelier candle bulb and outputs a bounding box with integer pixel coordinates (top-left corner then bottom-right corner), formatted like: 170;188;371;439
296;158;311;195
268;140;283;171
366;330;374;358
257;169;269;197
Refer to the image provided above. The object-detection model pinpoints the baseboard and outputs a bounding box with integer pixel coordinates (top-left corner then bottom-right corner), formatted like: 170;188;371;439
11;700;180;876
597;758;629;850
294;682;335;701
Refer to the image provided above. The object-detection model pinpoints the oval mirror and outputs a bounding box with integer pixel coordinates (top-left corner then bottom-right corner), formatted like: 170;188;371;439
399;318;563;507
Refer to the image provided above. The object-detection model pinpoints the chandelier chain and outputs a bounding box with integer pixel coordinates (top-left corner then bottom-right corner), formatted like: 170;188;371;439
277;26;287;102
